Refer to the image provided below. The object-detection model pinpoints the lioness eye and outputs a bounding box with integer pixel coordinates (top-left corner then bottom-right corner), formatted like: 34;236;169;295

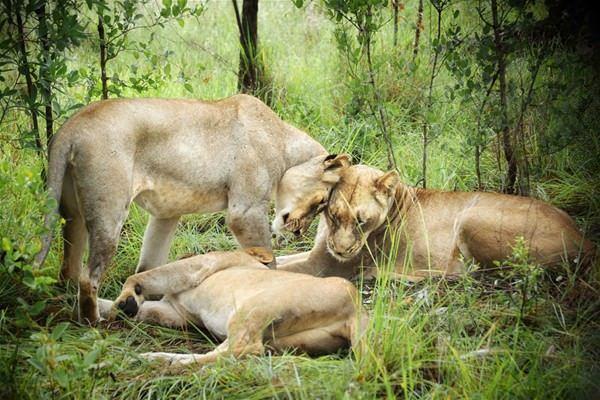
357;216;366;226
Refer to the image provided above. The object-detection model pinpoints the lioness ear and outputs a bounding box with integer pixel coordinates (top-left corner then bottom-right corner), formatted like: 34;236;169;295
322;154;351;183
244;247;274;265
375;171;400;195
323;154;351;171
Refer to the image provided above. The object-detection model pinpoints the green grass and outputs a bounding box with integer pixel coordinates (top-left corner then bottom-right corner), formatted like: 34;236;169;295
1;0;600;398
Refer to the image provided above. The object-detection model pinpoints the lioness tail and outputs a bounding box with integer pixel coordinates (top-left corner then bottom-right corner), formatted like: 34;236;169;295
34;135;71;267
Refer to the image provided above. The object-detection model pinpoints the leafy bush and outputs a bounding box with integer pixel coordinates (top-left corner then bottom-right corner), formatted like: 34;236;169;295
0;159;57;329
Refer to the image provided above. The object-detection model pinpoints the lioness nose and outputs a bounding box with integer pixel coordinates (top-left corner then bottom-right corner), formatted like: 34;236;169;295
332;242;355;257
333;249;346;257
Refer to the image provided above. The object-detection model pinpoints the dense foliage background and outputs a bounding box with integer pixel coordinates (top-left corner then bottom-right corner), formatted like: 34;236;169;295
1;0;599;398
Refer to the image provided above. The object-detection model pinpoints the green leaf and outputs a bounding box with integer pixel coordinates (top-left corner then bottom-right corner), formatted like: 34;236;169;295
1;237;11;252
54;370;70;388
184;83;193;93
35;275;57;287
22;272;35;288
27;357;45;373
55;354;73;362
83;347;101;367
51;322;70;341
28;300;46;316
291;0;305;7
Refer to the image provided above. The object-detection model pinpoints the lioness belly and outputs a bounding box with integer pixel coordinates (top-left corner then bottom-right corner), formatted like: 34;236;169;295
174;288;233;339
173;269;272;338
134;185;228;218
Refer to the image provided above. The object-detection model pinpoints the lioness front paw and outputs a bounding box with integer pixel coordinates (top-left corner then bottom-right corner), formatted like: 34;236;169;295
118;295;139;317
110;283;144;321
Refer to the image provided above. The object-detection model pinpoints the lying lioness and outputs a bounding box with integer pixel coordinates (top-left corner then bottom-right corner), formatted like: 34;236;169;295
104;248;367;367
35;94;328;322
275;164;596;280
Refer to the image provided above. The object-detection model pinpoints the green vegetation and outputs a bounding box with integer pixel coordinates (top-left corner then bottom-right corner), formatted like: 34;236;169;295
1;0;599;398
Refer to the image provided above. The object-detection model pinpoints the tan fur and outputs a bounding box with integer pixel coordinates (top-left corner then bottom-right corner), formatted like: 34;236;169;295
278;165;596;281
36;94;326;323
104;248;367;368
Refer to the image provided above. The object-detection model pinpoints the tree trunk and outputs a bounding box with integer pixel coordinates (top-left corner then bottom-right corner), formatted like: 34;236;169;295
491;0;517;194
422;123;428;188
233;0;261;95
98;15;108;100
15;2;42;152
36;1;53;148
474;71;498;191
422;6;443;189
364;6;397;171
392;0;399;47
412;0;424;62
475;143;482;190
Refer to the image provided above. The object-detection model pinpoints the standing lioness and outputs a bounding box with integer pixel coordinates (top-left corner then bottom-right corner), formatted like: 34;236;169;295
277;165;596;280
36;94;326;322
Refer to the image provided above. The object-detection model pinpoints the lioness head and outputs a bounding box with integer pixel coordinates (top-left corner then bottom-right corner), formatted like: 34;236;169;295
324;165;400;261
273;154;351;236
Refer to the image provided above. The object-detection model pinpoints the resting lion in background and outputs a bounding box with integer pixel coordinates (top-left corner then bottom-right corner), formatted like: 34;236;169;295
35;94;327;323
102;248;367;367
276;164;596;281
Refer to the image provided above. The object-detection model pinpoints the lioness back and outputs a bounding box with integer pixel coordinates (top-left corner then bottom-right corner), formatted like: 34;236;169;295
54;95;283;145
411;190;593;267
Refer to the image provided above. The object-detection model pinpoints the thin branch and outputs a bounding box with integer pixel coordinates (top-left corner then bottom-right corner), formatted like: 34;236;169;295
475;3;492;27
231;0;243;36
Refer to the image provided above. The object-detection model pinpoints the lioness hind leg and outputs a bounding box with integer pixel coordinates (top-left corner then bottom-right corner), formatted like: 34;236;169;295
60;213;87;284
135;300;188;328
142;325;266;368
269;320;351;355
73;154;132;323
269;302;368;356
136;216;180;273
141;340;232;367
79;205;129;324
59;170;87;284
